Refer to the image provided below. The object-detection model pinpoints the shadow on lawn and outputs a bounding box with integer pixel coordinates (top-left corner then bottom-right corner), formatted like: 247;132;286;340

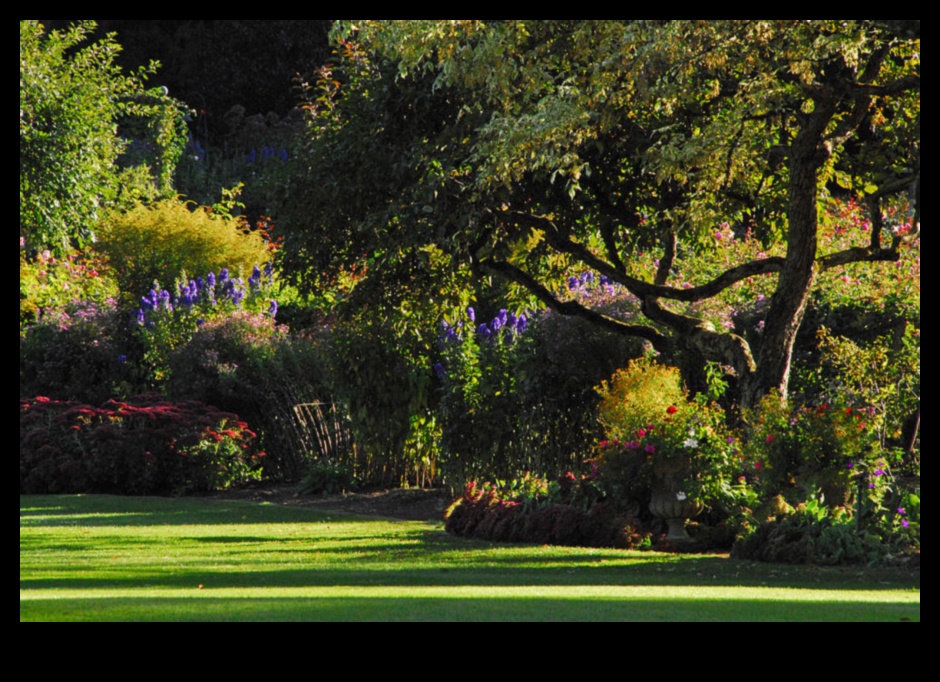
20;494;920;595
20;494;388;527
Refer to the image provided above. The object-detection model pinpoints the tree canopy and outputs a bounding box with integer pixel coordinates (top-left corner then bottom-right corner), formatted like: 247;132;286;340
278;20;919;407
20;20;185;252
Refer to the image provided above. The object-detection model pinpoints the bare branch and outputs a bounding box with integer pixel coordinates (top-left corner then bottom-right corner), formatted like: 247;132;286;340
480;258;671;351
509;210;785;302
817;245;899;270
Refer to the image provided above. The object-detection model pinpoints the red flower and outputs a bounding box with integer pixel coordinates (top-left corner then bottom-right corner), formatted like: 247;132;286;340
755;461;763;470
666;405;678;415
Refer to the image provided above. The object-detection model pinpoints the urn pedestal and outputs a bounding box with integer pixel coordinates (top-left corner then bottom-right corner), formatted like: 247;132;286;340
649;489;703;542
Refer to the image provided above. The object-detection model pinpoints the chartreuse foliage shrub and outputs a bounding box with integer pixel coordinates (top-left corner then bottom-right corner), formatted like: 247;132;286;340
94;194;271;304
20;394;263;495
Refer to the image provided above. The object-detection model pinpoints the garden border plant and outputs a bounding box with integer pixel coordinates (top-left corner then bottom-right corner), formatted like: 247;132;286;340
20;394;264;496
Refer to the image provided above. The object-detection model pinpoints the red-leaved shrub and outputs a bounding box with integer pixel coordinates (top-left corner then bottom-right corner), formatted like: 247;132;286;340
443;477;650;549
20;394;263;495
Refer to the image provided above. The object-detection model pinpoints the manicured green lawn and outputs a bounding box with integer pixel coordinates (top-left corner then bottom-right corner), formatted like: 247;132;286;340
20;495;920;622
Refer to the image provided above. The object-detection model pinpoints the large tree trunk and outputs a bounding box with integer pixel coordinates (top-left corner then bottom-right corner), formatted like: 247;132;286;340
741;98;836;408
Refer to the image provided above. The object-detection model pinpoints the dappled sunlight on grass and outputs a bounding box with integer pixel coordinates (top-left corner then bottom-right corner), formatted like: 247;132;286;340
21;495;919;621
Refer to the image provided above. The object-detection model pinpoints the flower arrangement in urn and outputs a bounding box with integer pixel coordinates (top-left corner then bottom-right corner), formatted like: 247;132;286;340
594;358;737;538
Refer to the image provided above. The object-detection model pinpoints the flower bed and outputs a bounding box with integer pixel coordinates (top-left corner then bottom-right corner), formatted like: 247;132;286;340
20;394;263;495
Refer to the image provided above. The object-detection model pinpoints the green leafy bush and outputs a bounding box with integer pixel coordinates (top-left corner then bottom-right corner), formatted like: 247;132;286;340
165;311;336;480
732;464;919;566
731;512;887;566
739;393;884;505
436;295;645;486
20;394;263;495
94;195;271;303
298;458;360;495
322;319;436;488
20;21;182;252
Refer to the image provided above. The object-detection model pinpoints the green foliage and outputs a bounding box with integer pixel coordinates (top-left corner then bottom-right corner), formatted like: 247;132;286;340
94;195;271;304
115;87;191;198
19;21;183;252
732;478;920;566
133;267;279;385
174;106;302;213
280;20;919;410
165;312;337;481
732;512;888;566
815;325;919;455
298;459;360;496
19;299;132;404
322;319;436;488
436;299;646;487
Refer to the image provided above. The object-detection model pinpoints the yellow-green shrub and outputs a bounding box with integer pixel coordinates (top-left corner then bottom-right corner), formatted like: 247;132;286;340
594;357;738;506
94;198;270;303
595;357;687;442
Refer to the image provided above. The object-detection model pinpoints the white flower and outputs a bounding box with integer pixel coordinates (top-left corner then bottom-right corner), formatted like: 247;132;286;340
676;491;687;501
683;438;699;449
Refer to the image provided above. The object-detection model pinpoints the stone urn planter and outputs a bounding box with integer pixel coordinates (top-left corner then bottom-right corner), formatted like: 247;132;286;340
649;488;704;542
